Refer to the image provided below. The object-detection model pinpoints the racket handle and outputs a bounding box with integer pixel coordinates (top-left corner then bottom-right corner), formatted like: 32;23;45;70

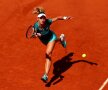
30;32;37;38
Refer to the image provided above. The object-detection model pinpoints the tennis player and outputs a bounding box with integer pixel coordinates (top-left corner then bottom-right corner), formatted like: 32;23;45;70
32;7;71;83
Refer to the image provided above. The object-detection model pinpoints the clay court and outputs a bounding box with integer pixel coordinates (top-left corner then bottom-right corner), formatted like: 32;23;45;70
0;0;108;90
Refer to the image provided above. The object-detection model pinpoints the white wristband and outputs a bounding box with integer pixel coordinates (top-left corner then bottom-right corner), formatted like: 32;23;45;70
63;16;67;20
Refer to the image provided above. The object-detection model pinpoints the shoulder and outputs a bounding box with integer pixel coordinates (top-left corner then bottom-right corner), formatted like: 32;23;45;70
46;19;52;25
34;21;38;29
46;19;52;22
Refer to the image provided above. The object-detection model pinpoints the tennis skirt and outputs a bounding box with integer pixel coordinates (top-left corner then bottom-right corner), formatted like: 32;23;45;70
38;30;57;45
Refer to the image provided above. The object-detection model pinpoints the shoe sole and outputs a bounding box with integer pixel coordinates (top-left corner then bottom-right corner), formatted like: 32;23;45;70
41;78;48;83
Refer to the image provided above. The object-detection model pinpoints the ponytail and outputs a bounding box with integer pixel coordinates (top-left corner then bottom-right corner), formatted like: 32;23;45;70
33;7;45;14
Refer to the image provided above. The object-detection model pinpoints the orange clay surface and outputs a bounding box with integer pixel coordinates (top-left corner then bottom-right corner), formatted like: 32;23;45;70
0;0;108;90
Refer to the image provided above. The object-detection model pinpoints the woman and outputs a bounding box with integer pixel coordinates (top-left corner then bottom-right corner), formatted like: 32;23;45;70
32;7;71;83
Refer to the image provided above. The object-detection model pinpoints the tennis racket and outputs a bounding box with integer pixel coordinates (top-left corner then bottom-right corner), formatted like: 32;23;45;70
26;25;37;39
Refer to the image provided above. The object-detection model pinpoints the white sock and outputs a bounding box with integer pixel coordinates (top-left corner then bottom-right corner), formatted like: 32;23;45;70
60;34;65;41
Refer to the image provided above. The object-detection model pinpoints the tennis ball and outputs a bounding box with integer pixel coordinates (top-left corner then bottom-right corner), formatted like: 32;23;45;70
82;54;87;58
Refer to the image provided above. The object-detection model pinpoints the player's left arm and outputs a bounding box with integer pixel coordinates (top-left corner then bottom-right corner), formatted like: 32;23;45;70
51;16;71;22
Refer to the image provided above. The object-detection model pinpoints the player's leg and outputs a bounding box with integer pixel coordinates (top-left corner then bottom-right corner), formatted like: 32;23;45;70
41;40;56;82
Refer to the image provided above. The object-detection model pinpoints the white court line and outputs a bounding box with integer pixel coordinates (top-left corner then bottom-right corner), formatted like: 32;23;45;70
99;78;108;90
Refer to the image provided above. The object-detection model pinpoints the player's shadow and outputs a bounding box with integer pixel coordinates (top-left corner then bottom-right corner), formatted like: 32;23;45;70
45;52;98;87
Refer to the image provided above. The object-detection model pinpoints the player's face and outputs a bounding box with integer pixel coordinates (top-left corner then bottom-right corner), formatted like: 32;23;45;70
38;16;46;25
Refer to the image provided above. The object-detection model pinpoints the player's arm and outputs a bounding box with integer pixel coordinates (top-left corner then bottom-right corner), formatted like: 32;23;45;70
33;26;42;38
51;16;71;22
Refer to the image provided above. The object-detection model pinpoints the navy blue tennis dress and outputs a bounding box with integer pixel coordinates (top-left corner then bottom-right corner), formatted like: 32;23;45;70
34;19;57;45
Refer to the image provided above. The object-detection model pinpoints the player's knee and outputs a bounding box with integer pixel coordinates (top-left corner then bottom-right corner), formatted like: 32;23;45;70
45;53;51;60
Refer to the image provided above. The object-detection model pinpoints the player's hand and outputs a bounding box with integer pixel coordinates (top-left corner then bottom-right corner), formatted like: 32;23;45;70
31;32;37;38
32;33;42;38
63;16;74;20
37;33;42;37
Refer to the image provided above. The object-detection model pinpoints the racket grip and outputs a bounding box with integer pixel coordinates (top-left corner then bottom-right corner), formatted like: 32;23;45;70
30;32;37;38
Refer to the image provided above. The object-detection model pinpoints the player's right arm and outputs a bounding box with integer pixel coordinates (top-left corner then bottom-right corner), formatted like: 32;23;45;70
33;26;42;38
33;23;42;38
